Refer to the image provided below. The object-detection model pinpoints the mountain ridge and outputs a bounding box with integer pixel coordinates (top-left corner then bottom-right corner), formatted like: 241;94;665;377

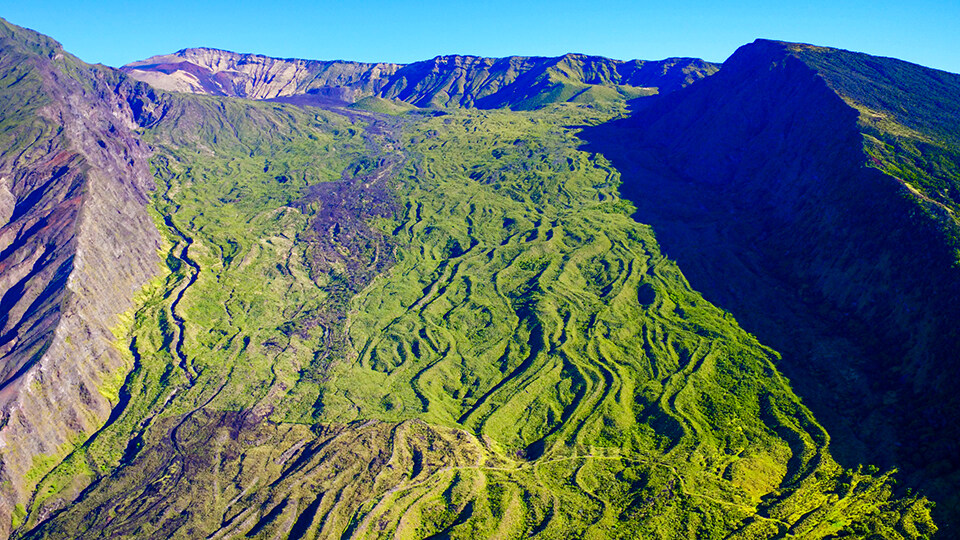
121;47;719;109
0;18;162;537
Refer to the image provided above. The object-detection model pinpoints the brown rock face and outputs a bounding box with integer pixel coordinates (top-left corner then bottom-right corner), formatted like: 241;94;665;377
123;48;402;99
0;19;161;536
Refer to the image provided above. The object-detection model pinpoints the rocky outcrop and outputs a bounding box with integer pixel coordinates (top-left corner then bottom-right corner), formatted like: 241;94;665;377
123;48;402;99
0;19;161;536
122;48;719;108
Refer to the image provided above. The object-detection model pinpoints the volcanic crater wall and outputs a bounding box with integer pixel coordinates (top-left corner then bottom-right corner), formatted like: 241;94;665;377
123;48;719;109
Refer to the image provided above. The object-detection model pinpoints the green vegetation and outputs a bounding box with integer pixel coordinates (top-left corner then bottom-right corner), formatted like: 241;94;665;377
16;94;373;532
796;42;960;231
0;23;950;538
21;97;935;538
313;107;934;538
791;43;960;149
507;78;656;110
350;96;418;115
10;505;25;532
838;62;960;530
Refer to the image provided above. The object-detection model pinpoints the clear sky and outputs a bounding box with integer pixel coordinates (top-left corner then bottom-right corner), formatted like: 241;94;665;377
3;0;959;73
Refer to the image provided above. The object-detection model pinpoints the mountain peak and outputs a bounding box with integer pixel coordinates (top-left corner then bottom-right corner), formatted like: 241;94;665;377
0;17;67;61
730;38;960;147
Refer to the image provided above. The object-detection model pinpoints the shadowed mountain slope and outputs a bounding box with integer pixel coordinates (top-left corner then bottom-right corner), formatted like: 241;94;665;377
122;48;718;109
581;38;960;532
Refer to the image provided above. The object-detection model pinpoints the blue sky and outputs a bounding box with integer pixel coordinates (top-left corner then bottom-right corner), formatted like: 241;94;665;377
3;1;959;73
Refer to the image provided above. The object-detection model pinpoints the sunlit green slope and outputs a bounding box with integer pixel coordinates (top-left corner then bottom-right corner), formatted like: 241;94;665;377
16;93;934;539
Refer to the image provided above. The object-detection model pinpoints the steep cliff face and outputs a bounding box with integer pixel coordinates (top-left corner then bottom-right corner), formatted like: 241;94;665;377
122;48;719;109
0;19;161;535
582;39;960;525
123;47;402;100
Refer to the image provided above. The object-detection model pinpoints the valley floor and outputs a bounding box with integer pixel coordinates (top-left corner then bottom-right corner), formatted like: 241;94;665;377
15;101;935;539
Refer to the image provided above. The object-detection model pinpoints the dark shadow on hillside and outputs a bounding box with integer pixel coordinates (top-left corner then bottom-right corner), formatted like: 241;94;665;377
578;113;960;536
579;114;875;462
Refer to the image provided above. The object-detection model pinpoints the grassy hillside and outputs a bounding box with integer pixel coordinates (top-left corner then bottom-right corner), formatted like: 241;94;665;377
786;41;960;246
